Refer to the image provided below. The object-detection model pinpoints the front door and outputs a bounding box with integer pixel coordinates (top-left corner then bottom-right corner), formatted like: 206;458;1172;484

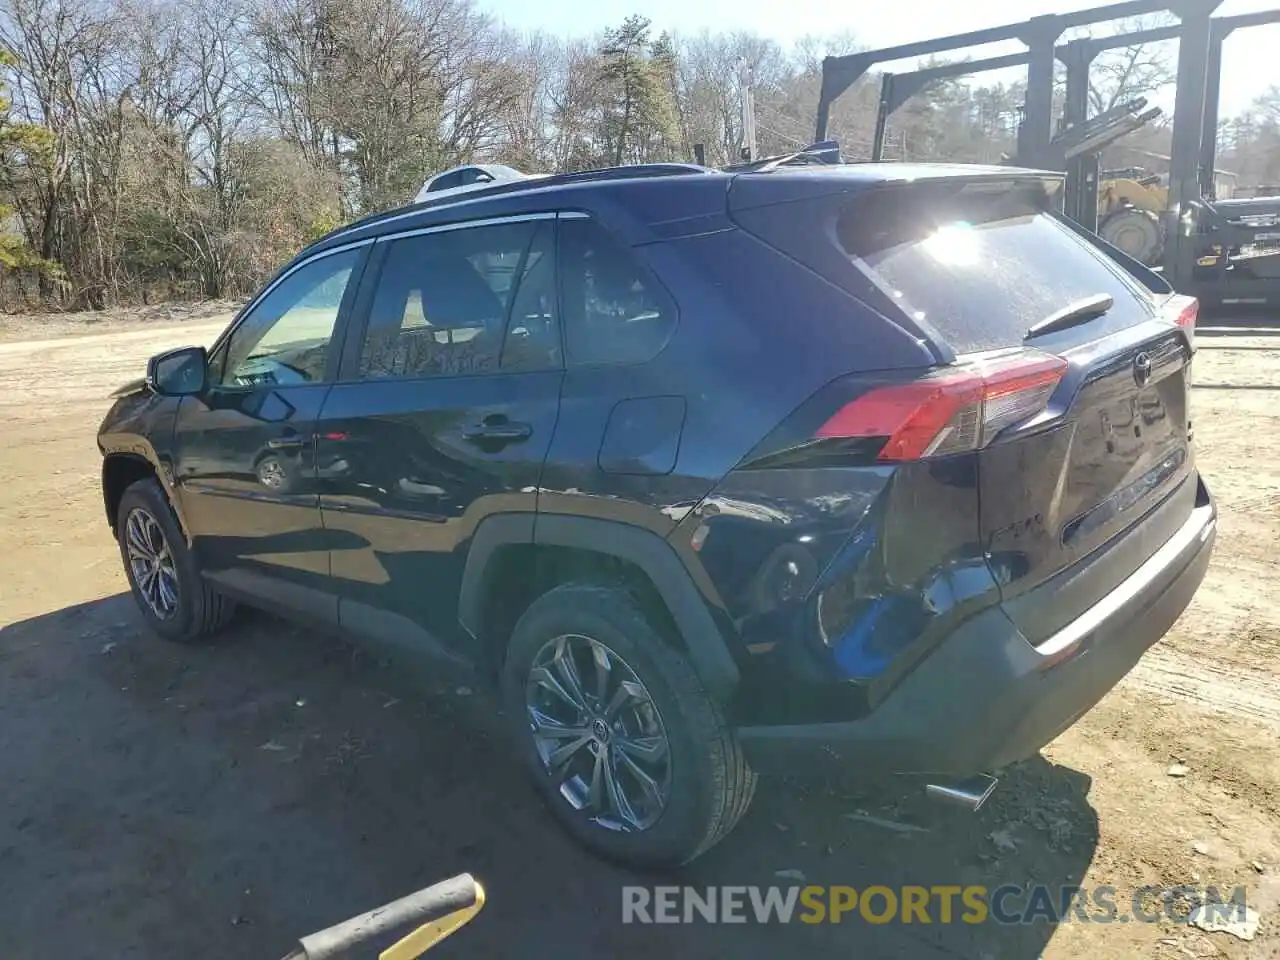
172;246;367;613
314;216;562;651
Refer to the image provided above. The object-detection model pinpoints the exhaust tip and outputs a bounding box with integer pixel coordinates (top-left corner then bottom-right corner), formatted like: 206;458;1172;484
925;774;999;812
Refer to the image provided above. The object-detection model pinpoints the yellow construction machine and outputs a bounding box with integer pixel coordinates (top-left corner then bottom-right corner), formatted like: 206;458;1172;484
1096;168;1168;266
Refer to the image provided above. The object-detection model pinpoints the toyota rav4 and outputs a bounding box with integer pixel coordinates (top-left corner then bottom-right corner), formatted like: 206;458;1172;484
98;160;1215;867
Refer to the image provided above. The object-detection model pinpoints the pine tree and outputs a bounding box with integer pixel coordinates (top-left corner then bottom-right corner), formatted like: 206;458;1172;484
599;16;679;165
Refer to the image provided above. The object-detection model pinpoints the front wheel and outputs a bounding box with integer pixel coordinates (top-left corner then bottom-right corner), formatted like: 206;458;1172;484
502;583;755;867
116;478;235;643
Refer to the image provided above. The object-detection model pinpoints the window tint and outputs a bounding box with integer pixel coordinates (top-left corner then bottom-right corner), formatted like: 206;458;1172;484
500;224;559;372
838;181;1154;353
359;220;558;379
221;249;359;387
560;218;676;365
427;171;462;192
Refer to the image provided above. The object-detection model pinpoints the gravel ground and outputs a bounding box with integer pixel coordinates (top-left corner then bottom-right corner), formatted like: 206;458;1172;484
1;309;1278;959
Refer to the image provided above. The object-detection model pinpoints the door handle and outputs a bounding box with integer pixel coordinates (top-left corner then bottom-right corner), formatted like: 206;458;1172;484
460;419;533;444
267;436;306;450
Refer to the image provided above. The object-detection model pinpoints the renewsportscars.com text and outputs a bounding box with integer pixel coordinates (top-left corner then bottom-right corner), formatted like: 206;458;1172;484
621;884;1250;926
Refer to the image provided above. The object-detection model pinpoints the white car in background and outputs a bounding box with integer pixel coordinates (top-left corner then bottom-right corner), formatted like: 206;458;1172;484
413;164;543;203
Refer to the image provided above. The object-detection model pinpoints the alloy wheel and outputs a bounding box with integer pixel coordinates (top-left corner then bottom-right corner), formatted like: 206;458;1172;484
525;633;672;832
124;507;180;620
257;456;287;490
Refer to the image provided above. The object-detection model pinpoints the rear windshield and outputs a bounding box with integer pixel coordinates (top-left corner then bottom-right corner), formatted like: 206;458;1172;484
837;180;1155;353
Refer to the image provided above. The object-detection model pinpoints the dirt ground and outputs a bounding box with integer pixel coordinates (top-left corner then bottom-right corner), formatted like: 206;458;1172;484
1;306;1279;960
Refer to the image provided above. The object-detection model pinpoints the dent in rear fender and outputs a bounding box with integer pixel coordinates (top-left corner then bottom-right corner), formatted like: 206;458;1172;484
811;458;999;684
674;457;1001;722
667;464;894;632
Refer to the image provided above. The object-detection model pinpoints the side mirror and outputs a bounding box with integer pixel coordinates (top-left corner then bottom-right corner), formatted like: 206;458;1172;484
147;346;208;397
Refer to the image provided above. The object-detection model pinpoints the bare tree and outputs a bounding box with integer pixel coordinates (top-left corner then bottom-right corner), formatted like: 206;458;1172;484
0;0;112;298
669;32;791;166
248;0;343;185
546;37;608;171
0;1;1270;314
1081;15;1178;115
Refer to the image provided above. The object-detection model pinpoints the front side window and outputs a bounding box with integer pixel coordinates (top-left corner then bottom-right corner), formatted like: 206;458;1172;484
359;220;558;379
220;249;360;387
559;218;676;365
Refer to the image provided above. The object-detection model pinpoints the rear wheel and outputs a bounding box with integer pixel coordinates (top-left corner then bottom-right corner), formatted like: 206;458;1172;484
502;583;755;867
116;478;236;643
1100;206;1164;265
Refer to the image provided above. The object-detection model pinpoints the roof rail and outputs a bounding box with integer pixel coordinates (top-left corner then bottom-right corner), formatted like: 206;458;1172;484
384;163;716;220
344;162;713;235
419;162;709;199
545;163;711;184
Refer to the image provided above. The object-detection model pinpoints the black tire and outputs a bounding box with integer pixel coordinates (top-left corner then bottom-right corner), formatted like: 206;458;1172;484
1100;206;1163;265
502;583;756;868
116;478;236;643
253;451;300;494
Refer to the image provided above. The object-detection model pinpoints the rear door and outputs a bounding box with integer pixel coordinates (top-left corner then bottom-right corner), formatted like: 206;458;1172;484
314;214;562;651
835;180;1197;642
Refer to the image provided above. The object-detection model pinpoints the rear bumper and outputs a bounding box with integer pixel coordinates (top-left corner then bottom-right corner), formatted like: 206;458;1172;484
736;492;1217;776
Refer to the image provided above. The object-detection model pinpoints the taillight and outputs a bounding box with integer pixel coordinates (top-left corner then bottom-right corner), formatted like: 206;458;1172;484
815;350;1067;461
1166;294;1198;347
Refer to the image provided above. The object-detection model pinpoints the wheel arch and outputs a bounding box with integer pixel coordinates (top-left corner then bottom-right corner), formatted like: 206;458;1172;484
102;453;159;532
459;514;740;704
101;440;189;540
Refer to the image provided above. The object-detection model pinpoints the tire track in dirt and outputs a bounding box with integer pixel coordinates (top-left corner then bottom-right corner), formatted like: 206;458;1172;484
1126;644;1280;728
1230;490;1280;512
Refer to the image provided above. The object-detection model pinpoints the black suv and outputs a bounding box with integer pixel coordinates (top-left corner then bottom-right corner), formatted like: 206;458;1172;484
99;161;1216;867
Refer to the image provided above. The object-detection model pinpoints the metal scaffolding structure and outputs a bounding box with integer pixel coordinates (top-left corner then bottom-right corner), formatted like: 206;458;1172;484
815;0;1280;307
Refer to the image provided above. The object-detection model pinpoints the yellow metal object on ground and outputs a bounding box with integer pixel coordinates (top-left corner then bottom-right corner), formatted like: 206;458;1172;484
380;882;486;960
1098;176;1169;265
1099;176;1168;216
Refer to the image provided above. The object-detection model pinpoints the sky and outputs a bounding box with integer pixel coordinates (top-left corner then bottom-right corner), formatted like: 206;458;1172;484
479;0;1280;118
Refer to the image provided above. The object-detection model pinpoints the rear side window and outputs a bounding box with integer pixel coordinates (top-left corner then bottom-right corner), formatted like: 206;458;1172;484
359;220;559;379
559;217;676;365
838;181;1155;353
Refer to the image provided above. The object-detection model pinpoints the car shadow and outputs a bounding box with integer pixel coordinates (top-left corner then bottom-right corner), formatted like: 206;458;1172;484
0;595;1098;960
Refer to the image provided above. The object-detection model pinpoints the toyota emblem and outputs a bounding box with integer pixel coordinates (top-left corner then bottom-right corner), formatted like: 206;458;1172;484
1133;351;1153;387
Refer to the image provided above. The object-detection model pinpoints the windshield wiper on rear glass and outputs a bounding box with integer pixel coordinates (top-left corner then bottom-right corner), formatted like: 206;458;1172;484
1025;293;1114;340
